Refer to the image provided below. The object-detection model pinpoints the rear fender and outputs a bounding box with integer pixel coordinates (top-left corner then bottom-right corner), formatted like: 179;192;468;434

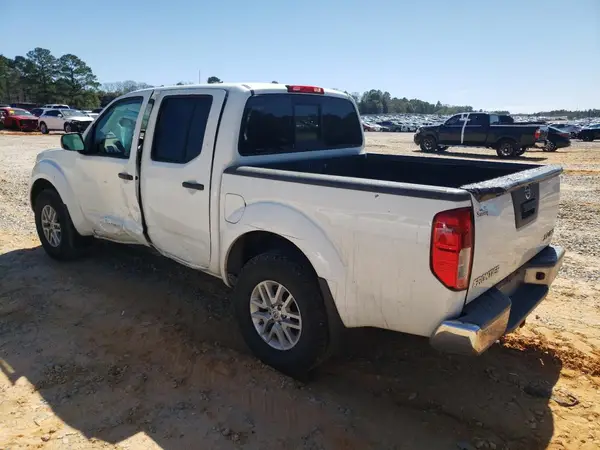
221;201;347;317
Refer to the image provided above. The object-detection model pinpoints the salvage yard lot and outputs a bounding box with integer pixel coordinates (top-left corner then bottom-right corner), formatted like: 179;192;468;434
0;132;599;450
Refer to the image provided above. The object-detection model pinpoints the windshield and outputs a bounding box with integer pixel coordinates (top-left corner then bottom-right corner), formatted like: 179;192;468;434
10;109;33;116
61;109;86;117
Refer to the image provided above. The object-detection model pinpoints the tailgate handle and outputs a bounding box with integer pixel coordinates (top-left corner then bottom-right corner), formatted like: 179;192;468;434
521;199;536;219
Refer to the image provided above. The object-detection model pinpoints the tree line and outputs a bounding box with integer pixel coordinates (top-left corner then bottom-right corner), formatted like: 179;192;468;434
1;49;597;117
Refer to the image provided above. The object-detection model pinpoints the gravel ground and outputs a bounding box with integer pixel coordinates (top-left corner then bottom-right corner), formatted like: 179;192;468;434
1;131;599;450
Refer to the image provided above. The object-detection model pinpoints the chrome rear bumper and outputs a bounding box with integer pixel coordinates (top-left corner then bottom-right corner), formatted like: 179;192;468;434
430;245;565;356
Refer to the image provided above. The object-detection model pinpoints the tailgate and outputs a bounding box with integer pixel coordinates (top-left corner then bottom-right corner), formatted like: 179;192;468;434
462;165;562;302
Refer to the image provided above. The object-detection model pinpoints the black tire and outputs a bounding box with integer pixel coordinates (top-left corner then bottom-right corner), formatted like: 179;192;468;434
544;141;557;152
515;147;527;156
64;122;72;133
232;252;331;377
420;135;437;152
39;122;49;134
34;189;89;260
496;139;517;158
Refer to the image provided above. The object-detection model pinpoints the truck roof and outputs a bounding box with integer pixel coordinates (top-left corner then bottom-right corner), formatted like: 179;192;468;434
134;82;350;98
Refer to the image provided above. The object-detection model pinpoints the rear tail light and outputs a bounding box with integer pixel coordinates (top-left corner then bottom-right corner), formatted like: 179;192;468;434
431;207;473;290
286;85;324;94
534;128;541;140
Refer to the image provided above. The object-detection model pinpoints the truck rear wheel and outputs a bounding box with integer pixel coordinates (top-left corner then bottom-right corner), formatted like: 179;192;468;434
420;135;437;152
515;147;527;156
232;251;331;377
34;189;90;260
496;140;517;158
544;141;557;152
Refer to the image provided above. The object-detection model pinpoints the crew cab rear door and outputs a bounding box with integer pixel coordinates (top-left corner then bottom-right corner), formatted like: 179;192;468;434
462;113;488;145
139;88;226;269
462;166;562;302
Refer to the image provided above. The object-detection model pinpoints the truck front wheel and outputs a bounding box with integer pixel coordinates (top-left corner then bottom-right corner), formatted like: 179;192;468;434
496;140;517;158
34;189;90;260
232;252;331;377
420;135;437;152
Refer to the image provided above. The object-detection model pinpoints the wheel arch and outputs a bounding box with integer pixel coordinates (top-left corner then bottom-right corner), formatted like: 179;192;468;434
30;164;89;234
495;136;518;147
221;202;348;324
224;229;347;335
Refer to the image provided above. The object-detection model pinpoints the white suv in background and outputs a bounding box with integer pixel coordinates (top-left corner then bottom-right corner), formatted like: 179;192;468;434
38;109;94;134
42;104;70;109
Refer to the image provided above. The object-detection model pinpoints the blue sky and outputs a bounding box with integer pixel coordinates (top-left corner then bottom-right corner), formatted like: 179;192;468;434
4;0;599;113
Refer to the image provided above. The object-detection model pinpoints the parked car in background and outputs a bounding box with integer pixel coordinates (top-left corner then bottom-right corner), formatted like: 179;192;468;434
550;123;581;138
0;107;39;131
31;108;45;117
38;109;94;134
362;122;381;132
577;124;600;142
414;112;546;157
83;110;100;120
544;126;571;152
377;120;403;132
10;102;38;111
42;104;70;109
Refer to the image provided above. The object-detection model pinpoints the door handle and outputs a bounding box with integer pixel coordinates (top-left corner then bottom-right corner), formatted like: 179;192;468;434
182;181;204;191
118;172;134;180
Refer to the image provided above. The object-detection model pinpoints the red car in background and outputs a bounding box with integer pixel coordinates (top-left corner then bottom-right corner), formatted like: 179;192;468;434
0;107;39;131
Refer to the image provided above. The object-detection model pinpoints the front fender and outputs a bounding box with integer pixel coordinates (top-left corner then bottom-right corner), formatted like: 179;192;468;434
221;201;347;302
30;159;90;234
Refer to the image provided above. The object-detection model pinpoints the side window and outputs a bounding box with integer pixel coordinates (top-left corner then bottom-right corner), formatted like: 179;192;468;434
92;97;143;158
468;114;486;126
45;110;59;117
445;115;462;126
489;114;500;125
151;95;213;164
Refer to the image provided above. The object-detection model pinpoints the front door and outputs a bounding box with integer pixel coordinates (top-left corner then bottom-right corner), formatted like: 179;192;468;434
139;88;227;269
74;92;153;243
43;110;61;130
438;114;464;144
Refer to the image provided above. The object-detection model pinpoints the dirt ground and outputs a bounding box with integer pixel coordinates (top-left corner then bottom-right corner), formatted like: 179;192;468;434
0;131;599;450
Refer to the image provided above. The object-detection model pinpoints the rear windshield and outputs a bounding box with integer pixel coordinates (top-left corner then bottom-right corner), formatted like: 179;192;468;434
238;94;363;156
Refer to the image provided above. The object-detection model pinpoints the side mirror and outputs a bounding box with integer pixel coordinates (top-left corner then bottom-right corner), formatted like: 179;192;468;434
61;133;85;152
58;114;63;118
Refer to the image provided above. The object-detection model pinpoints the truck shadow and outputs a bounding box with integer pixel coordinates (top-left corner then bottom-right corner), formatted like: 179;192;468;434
412;149;548;162
0;243;560;449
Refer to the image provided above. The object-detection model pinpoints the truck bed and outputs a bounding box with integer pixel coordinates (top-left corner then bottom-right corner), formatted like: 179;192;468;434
249;153;558;196
223;151;562;336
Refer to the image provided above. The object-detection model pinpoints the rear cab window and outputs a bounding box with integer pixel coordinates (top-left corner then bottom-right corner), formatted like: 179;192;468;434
238;94;362;156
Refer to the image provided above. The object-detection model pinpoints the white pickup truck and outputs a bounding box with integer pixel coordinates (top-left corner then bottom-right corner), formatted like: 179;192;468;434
30;83;565;376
